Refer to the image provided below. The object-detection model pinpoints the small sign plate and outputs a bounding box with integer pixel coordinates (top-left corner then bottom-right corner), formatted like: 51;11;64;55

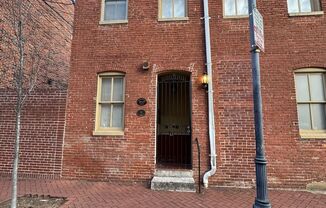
253;8;265;52
137;110;146;117
137;98;147;106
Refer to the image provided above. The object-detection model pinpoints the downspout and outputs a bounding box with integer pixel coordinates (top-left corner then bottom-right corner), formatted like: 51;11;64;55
202;0;217;188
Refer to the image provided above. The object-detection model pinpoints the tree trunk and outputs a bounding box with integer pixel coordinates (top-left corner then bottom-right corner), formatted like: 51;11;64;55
11;18;24;208
11;100;22;208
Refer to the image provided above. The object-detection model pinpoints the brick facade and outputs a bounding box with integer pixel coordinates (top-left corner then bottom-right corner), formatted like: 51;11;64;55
0;89;67;178
63;0;208;182
64;0;326;188
1;0;324;189
0;0;74;178
209;1;326;188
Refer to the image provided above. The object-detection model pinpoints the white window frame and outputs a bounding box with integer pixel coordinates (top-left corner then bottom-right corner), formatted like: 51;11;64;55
158;0;189;21
93;72;125;136
294;68;326;139
223;0;249;19
287;0;324;16
100;0;128;24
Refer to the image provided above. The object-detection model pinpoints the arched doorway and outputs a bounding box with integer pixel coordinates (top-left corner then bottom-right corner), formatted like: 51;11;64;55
156;72;192;169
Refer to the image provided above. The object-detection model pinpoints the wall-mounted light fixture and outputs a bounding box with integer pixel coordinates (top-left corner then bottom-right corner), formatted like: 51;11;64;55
142;61;150;71
201;73;208;90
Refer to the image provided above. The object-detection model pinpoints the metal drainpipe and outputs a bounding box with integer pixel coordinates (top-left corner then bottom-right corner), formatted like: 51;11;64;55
202;0;217;188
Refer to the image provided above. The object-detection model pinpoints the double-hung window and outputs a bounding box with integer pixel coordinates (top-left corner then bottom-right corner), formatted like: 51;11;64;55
94;73;125;135
294;68;326;138
101;0;128;23
287;0;322;14
159;0;187;19
224;0;248;17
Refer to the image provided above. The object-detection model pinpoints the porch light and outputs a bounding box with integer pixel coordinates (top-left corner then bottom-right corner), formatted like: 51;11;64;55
142;61;150;71
201;73;208;89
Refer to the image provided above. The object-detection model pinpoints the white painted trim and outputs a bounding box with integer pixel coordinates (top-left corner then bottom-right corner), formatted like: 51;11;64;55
294;68;326;73
223;15;248;19
100;0;128;24
288;11;324;17
99;20;128;25
158;17;189;22
299;130;326;139
93;130;124;136
294;68;326;134
94;72;125;135
154;74;158;166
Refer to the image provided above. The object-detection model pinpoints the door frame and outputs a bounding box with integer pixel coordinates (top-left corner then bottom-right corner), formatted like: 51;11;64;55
154;71;193;169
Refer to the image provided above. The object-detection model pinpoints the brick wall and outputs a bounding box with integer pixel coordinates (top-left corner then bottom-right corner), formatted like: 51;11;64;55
63;0;209;182
208;1;326;188
0;0;73;178
65;0;326;189
0;89;67;178
260;0;326;188
0;0;74;88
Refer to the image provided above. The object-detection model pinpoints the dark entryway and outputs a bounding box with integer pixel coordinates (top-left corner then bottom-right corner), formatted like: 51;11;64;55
156;73;192;169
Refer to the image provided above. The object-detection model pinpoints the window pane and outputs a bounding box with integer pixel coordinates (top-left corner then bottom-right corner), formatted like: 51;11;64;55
298;104;311;129
311;104;326;130
100;104;111;127
101;78;112;101
309;74;325;101
287;0;299;13
112;104;123;128
311;0;321;11
104;0;126;20
162;0;173;18
300;0;312;12
295;74;310;102
113;78;124;101
116;2;127;20
174;0;186;17
237;0;248;15
225;0;236;16
105;2;116;21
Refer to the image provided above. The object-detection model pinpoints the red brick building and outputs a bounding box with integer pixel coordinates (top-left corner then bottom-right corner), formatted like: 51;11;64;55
63;0;326;189
1;0;325;190
0;0;74;178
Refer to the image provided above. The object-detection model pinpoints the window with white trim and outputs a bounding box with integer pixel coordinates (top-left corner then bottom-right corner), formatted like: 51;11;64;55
224;0;248;17
101;0;128;22
294;69;326;137
94;73;125;135
287;0;322;13
159;0;187;19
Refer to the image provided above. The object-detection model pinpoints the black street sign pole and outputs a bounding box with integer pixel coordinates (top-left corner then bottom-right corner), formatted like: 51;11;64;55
248;0;272;207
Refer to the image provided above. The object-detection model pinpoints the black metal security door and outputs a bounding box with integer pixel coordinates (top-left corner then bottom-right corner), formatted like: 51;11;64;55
156;73;192;169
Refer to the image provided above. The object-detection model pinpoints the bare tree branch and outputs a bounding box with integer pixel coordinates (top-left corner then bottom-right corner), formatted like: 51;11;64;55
0;1;72;207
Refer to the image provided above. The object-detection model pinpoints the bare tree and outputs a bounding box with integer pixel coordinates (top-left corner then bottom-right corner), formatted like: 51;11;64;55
0;1;65;207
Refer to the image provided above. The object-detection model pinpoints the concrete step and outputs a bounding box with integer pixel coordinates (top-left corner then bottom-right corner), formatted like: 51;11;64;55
154;169;193;178
151;170;195;192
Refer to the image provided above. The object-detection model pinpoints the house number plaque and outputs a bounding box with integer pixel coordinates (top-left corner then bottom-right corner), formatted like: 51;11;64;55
137;110;146;117
137;98;147;106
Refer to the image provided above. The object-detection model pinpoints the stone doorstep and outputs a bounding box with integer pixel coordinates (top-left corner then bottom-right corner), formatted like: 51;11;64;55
151;170;196;192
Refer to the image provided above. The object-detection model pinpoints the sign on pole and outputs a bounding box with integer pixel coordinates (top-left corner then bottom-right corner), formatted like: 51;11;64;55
253;8;264;52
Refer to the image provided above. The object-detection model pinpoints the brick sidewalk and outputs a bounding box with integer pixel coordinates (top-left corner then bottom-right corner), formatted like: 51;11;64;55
0;178;325;208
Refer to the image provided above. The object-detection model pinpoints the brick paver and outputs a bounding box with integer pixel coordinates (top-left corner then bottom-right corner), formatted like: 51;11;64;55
0;178;325;208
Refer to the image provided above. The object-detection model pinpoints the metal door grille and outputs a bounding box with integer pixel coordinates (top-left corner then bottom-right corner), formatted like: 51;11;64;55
156;73;192;169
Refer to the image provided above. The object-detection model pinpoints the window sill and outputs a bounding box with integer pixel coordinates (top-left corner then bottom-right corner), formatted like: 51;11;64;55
299;131;326;139
99;20;128;25
158;17;189;22
288;11;324;17
223;15;249;19
93;130;124;136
